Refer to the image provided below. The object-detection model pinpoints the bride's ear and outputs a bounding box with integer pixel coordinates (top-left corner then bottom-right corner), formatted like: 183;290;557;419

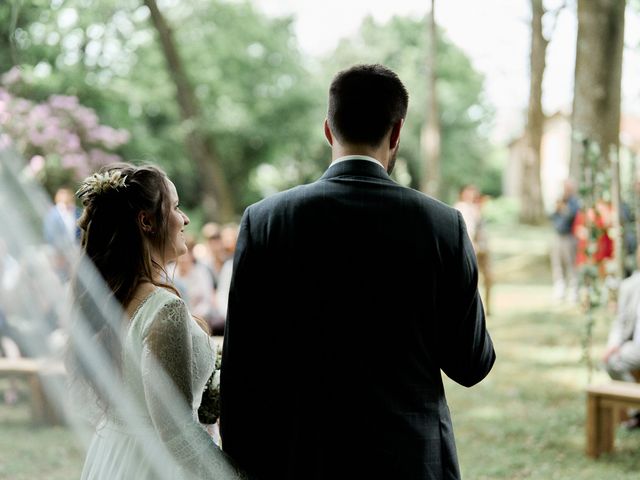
138;211;155;235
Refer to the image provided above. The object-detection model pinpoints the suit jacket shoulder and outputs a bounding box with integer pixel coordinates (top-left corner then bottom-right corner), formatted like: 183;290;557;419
243;164;464;252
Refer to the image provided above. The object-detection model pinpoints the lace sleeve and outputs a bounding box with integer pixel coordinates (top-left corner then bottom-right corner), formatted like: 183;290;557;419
142;297;246;479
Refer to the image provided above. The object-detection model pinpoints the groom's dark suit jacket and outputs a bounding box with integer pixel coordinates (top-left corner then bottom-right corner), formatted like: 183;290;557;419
220;158;495;480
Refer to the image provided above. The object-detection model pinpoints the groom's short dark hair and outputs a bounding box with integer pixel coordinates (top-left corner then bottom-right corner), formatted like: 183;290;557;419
328;64;409;148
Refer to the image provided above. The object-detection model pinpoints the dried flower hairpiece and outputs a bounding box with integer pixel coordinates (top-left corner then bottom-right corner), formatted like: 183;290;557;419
77;170;128;199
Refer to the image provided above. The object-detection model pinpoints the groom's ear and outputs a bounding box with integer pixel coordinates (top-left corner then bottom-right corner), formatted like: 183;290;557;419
389;119;403;150
323;119;334;146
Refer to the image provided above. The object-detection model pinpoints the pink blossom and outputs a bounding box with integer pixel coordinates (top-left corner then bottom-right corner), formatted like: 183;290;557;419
29;155;45;173
27;104;52;127
0;133;12;150
61;152;87;168
0;93;9;120
28;128;47;147
60;132;81;152
115;128;130;144
71;160;91;179
89;148;121;166
72;106;98;130
48;95;79;111
1;67;22;86
43;126;66;151
87;125;128;149
0;77;129;183
13;99;33;114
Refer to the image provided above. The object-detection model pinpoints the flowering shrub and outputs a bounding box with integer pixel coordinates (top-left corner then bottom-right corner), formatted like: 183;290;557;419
0;67;129;189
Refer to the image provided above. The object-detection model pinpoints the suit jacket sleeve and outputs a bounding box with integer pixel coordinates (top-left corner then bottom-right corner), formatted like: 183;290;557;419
219;208;263;473
437;210;495;387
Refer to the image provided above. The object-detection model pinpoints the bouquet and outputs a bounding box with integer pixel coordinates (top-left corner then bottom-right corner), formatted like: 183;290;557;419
198;346;222;425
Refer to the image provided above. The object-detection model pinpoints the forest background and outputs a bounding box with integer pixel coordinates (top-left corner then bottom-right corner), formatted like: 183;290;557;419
1;0;522;225
3;0;639;230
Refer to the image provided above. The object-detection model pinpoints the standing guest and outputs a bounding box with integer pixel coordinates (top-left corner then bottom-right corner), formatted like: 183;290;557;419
173;234;225;336
221;64;495;480
44;186;81;246
43;186;81;282
454;184;493;315
70;163;244;479
201;222;226;288
215;223;239;321
220;223;239;261
549;179;580;302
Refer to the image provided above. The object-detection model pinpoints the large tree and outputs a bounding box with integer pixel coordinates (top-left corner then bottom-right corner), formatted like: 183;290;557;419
144;0;233;221
420;0;441;198
571;0;625;175
520;0;548;224
571;0;625;276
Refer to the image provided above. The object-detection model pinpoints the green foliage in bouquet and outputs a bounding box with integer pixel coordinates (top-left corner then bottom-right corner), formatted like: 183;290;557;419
198;345;222;425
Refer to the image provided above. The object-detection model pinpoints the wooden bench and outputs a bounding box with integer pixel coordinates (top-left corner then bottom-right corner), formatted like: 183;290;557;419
0;357;66;425
586;380;640;458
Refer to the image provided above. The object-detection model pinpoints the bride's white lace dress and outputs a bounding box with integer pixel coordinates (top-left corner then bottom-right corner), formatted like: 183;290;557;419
80;288;243;479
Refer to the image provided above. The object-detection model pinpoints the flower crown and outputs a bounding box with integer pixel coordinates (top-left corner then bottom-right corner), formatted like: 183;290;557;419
77;170;128;199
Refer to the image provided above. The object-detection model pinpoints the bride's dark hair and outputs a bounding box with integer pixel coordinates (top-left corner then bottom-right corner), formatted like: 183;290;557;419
76;162;175;308
69;162;204;411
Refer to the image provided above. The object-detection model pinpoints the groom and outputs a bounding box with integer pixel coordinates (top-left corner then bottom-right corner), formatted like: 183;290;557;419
220;64;496;480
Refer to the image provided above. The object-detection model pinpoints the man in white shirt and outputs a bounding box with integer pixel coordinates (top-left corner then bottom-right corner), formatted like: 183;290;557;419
602;248;640;427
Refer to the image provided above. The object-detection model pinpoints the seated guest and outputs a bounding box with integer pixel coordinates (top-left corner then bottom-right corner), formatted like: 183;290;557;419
602;247;640;428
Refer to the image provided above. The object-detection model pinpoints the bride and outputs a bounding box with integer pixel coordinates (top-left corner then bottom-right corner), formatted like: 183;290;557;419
69;163;245;479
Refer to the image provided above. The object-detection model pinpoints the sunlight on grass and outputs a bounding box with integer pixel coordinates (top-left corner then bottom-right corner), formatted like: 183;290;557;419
465;405;505;420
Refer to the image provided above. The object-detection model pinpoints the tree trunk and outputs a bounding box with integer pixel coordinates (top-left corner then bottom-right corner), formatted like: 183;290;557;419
570;0;625;277
420;0;441;198
520;0;547;224
144;0;235;221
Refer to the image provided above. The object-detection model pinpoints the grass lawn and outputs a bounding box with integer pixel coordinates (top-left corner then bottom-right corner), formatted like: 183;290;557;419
449;223;640;479
0;399;83;479
0;222;639;479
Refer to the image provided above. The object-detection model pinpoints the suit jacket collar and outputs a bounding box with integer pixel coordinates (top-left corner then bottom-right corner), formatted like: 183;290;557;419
320;158;392;183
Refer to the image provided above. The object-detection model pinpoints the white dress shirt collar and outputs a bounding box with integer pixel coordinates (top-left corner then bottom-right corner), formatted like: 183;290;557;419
329;155;385;170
